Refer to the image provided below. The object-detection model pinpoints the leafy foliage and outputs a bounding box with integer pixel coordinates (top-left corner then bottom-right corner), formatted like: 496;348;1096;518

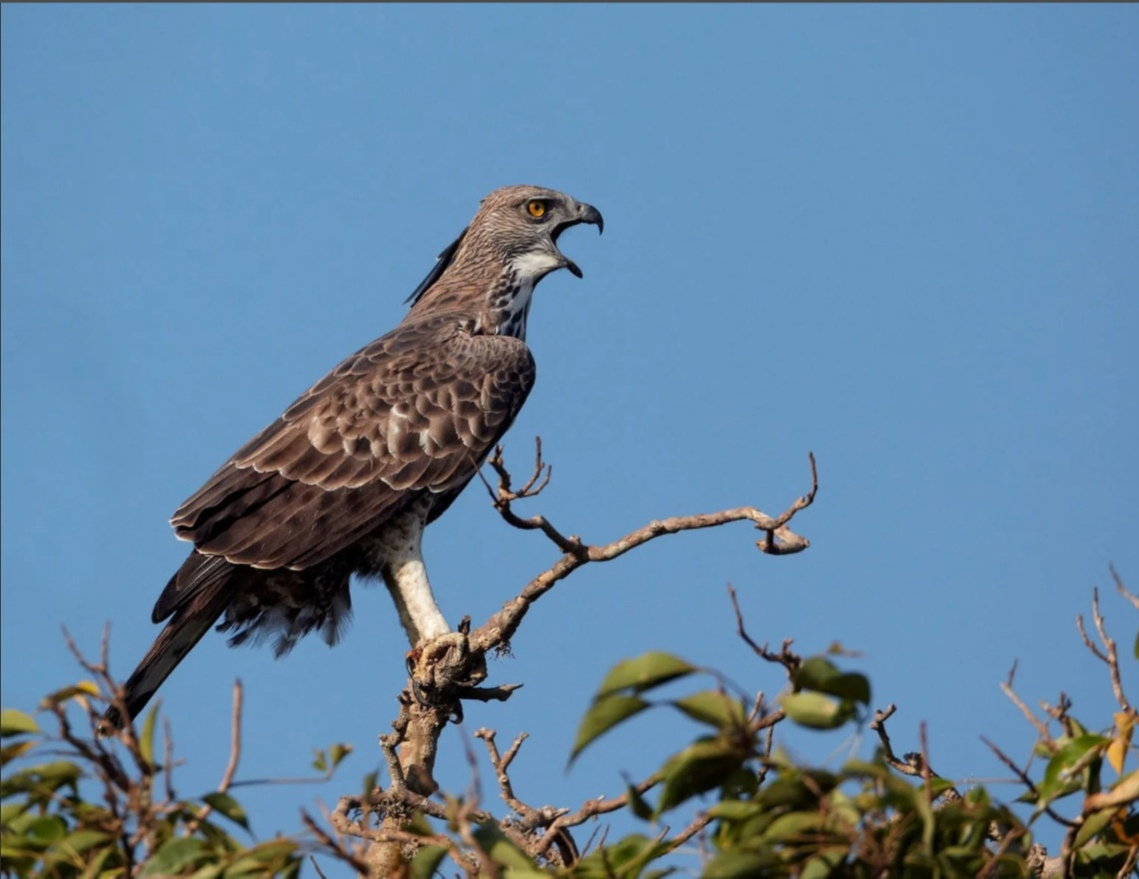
3;586;1135;878
0;674;349;879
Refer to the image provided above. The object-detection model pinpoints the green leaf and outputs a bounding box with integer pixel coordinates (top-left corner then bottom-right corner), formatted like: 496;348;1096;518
360;769;379;801
278;859;302;879
782;692;856;730
656;738;746;815
929;776;958;797
671;691;748;730
1;739;38;767
1;760;83;799
187;865;224;879
800;847;850;879
0;801;30;827
708;800;763;822
827;673;870;705
203;791;251;832
719;766;759;800
311;749;327;773
0;834;48;862
842;757;889;780
81;842;120;879
472;821;532;870
794;657;871;704
574;834;662;879
502;869;554;879
41;829;113;870
703;851;780;879
1038;734;1110;805
607;834;668;878
328;743;353;770
762;810;824;841
40;681;100;707
826;788;862;832
570;694;650;763
139;837;207;877
61;829;113;858
1073;794;1126;849
596;652;696;698
0;709;39;738
409;845;449;879
402;811;436;837
27;815;67;842
756;770;838;810
222;839;299;875
793;656;840;690
624;777;654;821
139;705;158;768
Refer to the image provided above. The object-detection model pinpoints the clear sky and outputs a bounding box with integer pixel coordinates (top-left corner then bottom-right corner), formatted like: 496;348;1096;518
2;3;1136;864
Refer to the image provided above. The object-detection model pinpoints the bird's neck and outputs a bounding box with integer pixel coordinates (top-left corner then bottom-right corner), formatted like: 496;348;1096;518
409;252;557;341
478;263;535;340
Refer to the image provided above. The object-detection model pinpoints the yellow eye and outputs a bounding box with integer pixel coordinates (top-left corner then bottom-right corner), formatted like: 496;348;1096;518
527;200;546;218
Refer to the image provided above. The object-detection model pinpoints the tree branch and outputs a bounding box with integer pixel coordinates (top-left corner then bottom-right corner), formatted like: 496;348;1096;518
340;441;818;872
471;445;817;655
1076;583;1131;713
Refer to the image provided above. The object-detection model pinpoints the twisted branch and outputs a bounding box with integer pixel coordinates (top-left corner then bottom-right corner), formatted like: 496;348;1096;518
471;442;817;654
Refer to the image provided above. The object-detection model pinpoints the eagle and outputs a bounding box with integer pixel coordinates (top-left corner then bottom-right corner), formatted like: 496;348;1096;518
102;185;603;729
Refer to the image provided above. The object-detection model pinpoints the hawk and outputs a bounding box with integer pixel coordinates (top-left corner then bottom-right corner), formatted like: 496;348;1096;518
102;185;603;729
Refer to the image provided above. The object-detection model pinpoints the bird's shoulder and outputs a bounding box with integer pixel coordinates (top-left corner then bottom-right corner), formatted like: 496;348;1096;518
294;310;535;408
266;311;536;442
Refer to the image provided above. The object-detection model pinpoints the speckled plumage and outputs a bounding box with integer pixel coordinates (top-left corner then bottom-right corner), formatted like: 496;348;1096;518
103;185;602;728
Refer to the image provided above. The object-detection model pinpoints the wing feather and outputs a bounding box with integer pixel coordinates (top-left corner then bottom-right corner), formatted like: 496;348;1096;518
166;313;534;591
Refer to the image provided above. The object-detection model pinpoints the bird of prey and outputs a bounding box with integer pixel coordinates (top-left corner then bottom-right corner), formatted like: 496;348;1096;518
102;185;603;729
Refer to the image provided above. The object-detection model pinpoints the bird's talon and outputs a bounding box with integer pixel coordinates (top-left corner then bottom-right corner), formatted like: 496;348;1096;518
409;677;430;707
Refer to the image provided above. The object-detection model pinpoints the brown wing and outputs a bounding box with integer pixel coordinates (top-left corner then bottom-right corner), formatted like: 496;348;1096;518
154;313;535;620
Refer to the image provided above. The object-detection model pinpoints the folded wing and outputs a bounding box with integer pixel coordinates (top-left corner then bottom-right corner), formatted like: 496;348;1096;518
155;315;535;622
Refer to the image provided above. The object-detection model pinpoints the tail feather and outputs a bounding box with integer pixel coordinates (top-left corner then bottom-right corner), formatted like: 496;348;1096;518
100;576;232;733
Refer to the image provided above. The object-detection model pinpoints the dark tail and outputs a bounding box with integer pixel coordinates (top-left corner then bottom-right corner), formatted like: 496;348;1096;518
100;575;231;734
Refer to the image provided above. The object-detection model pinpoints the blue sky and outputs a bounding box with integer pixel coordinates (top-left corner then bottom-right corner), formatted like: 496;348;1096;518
2;3;1136;865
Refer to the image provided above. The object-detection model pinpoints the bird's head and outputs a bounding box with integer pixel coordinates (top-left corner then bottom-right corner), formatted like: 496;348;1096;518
470;184;604;281
406;185;603;308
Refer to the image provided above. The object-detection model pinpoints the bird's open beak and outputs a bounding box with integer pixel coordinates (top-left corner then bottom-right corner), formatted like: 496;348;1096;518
553;201;604;278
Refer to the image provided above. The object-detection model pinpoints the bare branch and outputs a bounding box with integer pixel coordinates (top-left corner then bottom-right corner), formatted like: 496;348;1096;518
1111;565;1138;610
981;736;1075;829
871;706;964;808
661;812;713;856
187;680;244;835
534;774;662;858
302;808;374;875
472;450;817;655
333;441;818;868
999;680;1058;755
1076;585;1130;712
478;442;581;554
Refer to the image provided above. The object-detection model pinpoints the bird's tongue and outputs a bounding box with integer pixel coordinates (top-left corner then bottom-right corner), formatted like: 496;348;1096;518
564;257;583;278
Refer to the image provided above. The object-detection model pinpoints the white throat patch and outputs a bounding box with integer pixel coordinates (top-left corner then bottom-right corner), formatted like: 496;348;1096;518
509;250;562;281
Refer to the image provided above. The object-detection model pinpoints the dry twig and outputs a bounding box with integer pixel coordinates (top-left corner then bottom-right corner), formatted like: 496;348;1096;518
186;680;244;835
1077;586;1131;713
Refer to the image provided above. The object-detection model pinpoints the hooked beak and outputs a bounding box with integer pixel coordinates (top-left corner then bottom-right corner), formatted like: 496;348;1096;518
552;200;604;278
